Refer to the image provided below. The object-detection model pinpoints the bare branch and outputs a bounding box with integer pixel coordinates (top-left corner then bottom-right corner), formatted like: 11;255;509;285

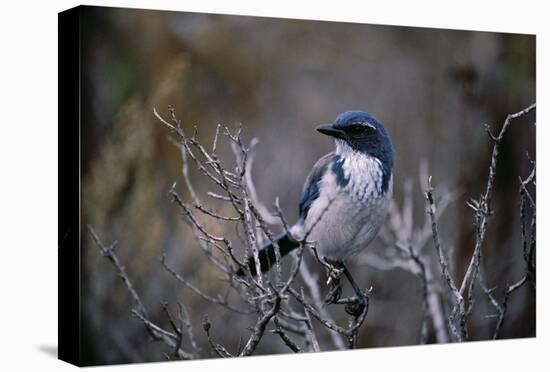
492;276;528;339
88;225;147;316
271;317;302;352
425;178;465;341
202;315;234;358
425;103;536;342
178;302;200;356
89;225;196;359
301;288;321;352
161;254;250;314
239;294;282;356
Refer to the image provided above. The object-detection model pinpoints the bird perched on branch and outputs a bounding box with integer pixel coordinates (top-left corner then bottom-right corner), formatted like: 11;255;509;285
237;110;394;316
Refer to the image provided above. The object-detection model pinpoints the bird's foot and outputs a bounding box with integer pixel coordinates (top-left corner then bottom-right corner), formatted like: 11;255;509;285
324;277;343;304
324;264;344;304
345;294;367;317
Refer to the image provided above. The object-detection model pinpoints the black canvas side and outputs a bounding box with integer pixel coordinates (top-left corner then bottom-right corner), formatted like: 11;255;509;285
58;6;81;366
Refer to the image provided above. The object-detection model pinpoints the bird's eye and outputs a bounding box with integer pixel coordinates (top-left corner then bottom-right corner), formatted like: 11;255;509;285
348;124;364;135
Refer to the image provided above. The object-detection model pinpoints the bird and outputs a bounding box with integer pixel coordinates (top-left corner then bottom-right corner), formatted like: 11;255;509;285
237;110;394;315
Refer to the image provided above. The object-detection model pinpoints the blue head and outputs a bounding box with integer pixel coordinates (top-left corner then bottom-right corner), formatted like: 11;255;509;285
317;110;394;172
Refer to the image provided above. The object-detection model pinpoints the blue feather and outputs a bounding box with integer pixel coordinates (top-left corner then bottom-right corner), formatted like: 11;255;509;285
298;153;332;220
331;154;350;188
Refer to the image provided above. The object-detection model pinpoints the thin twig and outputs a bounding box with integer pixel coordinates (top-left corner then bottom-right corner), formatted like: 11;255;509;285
425;178;465;341
271;317;302;352
89;225;195;359
239;294;282;356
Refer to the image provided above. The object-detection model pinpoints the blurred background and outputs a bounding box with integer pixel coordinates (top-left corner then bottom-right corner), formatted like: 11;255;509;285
79;6;536;365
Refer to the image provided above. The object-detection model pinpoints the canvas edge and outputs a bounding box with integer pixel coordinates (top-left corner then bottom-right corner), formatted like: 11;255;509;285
58;5;82;367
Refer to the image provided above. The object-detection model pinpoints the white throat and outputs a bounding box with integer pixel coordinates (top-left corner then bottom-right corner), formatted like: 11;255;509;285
334;139;386;200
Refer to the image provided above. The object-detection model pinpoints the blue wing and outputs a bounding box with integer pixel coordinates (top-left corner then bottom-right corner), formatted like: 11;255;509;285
298;153;333;221
238;153;333;276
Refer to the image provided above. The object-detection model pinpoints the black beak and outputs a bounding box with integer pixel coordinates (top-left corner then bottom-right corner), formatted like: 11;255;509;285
316;123;345;139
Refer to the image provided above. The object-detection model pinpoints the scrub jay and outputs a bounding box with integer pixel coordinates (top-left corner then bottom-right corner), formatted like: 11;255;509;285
238;110;394;315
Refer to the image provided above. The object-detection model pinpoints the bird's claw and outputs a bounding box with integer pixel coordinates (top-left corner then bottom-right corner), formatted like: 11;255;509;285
324;276;343;304
345;296;367;317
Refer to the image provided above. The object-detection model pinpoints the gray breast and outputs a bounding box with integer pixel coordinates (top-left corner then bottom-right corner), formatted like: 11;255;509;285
299;156;392;261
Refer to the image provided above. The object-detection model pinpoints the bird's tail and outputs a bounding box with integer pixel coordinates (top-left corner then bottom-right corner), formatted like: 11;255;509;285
236;232;300;277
